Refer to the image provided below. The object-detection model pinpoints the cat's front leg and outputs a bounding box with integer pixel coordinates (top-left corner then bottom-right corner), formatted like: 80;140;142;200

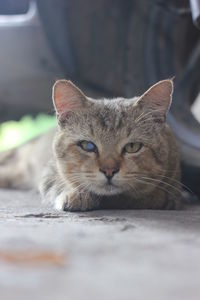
54;190;99;212
147;188;182;210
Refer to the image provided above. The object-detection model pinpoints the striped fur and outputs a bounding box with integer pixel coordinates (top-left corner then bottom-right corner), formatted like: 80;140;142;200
0;80;182;211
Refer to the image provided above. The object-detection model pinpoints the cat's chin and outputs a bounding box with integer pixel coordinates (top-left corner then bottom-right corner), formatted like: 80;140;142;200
92;183;122;196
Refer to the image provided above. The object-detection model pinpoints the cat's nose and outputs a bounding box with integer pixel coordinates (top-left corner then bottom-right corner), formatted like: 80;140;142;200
99;166;120;180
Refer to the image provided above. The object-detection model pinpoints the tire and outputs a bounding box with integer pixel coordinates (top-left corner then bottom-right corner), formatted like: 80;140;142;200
145;0;200;195
37;0;200;195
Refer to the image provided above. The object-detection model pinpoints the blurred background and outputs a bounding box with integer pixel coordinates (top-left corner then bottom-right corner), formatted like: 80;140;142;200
0;0;200;196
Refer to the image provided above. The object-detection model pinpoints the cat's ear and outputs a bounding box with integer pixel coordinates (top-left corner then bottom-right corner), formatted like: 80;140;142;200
136;79;174;117
52;79;87;117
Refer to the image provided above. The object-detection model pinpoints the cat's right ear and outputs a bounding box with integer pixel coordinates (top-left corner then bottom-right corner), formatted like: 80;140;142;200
52;79;87;121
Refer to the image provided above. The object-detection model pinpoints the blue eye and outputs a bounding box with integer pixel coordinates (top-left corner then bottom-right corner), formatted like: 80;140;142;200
78;141;97;152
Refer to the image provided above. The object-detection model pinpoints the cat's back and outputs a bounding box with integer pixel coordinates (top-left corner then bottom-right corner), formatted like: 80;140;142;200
0;128;56;189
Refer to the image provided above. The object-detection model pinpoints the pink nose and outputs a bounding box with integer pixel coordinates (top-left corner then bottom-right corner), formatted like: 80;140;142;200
99;166;120;179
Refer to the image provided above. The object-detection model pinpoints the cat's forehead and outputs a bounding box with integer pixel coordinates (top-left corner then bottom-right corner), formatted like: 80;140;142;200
63;96;157;141
72;97;145;142
89;97;139;128
96;96;138;109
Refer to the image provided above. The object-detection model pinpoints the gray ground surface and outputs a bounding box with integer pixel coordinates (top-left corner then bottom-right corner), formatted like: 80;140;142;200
0;189;200;300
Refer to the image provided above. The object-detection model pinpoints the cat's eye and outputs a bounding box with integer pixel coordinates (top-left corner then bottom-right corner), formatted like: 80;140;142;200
78;140;97;152
123;142;143;154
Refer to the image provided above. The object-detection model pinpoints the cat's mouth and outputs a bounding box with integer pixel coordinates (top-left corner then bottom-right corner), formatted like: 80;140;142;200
95;180;121;195
106;179;114;186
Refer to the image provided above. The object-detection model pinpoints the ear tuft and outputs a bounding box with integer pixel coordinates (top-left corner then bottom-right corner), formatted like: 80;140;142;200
52;80;87;116
137;79;174;116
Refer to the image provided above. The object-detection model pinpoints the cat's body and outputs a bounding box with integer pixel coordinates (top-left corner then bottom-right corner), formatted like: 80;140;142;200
0;129;55;189
0;79;182;211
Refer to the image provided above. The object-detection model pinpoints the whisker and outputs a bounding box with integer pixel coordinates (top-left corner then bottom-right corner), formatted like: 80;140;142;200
138;176;182;195
131;176;177;198
135;109;163;124
135;110;154;123
125;171;193;194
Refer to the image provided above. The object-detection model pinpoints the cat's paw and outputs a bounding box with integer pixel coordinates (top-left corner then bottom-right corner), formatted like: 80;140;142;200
150;192;182;210
64;193;99;212
163;196;182;210
54;192;67;211
54;191;99;212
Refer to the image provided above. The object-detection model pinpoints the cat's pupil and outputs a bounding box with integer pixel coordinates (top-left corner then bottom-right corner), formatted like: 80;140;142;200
124;142;143;153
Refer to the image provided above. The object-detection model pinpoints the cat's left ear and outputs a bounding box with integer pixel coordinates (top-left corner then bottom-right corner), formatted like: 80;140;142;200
136;79;174;117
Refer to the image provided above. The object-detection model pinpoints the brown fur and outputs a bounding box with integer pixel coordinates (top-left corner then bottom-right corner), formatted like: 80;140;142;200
0;79;182;211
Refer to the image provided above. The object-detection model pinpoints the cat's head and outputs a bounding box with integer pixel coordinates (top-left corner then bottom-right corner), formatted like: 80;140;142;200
52;79;173;196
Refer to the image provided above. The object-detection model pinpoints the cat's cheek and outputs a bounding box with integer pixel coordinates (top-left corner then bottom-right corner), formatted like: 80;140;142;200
64;150;97;176
122;148;146;165
121;149;150;175
120;160;139;176
62;144;89;169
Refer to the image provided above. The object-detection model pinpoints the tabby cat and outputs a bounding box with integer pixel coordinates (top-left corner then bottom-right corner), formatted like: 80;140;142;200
0;79;181;211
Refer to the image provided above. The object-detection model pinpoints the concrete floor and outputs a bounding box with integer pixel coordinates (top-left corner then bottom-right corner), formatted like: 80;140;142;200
0;189;200;300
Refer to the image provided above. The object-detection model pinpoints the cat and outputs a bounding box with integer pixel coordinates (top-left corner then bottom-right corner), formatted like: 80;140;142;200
0;79;181;211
